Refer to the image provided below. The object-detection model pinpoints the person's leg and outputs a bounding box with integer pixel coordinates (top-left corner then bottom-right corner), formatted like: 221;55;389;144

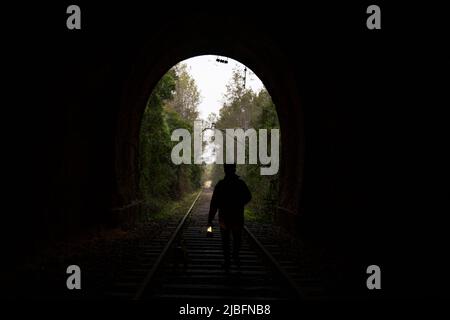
232;228;242;266
220;228;231;269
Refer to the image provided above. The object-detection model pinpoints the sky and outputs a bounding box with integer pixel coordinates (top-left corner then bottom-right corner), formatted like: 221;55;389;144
180;55;265;121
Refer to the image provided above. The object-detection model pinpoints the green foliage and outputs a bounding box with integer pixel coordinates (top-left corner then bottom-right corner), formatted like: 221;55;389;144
209;69;280;223
139;63;278;222
166;63;201;123
139;67;202;217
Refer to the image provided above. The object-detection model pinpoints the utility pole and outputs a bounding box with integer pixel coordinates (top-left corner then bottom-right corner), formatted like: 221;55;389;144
242;67;248;129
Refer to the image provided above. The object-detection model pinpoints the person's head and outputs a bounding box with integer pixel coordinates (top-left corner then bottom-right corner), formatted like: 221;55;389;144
223;163;236;176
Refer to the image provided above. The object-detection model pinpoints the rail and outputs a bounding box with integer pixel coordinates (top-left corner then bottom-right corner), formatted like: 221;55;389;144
133;190;202;300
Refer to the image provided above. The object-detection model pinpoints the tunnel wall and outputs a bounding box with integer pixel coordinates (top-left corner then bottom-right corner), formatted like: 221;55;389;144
5;3;446;297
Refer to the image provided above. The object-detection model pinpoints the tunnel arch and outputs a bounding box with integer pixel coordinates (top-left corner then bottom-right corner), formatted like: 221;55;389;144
113;18;305;231
8;4;427;298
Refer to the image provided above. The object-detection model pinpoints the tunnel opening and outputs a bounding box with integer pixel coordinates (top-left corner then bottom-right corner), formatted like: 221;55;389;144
114;40;305;237
134;55;284;226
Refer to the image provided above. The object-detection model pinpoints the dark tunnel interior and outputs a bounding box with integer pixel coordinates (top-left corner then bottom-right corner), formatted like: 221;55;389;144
2;2;448;301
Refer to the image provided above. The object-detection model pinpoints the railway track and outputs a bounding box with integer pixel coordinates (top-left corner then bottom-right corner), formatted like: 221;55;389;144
106;189;313;301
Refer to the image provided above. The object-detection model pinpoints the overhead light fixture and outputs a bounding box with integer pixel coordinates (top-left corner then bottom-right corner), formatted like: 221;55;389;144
216;56;228;64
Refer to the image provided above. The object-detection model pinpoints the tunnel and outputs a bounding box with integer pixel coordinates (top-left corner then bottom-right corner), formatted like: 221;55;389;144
4;3;448;301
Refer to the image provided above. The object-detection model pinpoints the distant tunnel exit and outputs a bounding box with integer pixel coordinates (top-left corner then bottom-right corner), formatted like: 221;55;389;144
137;55;283;226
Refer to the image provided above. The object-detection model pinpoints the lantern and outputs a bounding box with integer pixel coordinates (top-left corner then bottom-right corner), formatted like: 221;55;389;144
206;226;213;237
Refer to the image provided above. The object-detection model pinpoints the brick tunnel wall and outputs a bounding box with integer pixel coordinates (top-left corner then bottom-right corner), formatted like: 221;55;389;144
4;3;447;297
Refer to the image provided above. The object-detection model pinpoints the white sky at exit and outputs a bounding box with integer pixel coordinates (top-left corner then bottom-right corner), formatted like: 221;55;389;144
180;55;265;121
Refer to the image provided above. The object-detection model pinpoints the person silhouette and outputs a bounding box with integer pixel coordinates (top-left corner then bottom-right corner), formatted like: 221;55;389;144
207;164;252;270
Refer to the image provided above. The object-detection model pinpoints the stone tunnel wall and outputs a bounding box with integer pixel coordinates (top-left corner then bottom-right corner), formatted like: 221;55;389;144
5;3;443;297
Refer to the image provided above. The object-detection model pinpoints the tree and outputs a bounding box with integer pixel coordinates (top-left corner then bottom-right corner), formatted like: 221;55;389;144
139;66;203;216
211;68;280;222
167;63;201;123
206;112;218;129
139;70;176;205
224;67;246;103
